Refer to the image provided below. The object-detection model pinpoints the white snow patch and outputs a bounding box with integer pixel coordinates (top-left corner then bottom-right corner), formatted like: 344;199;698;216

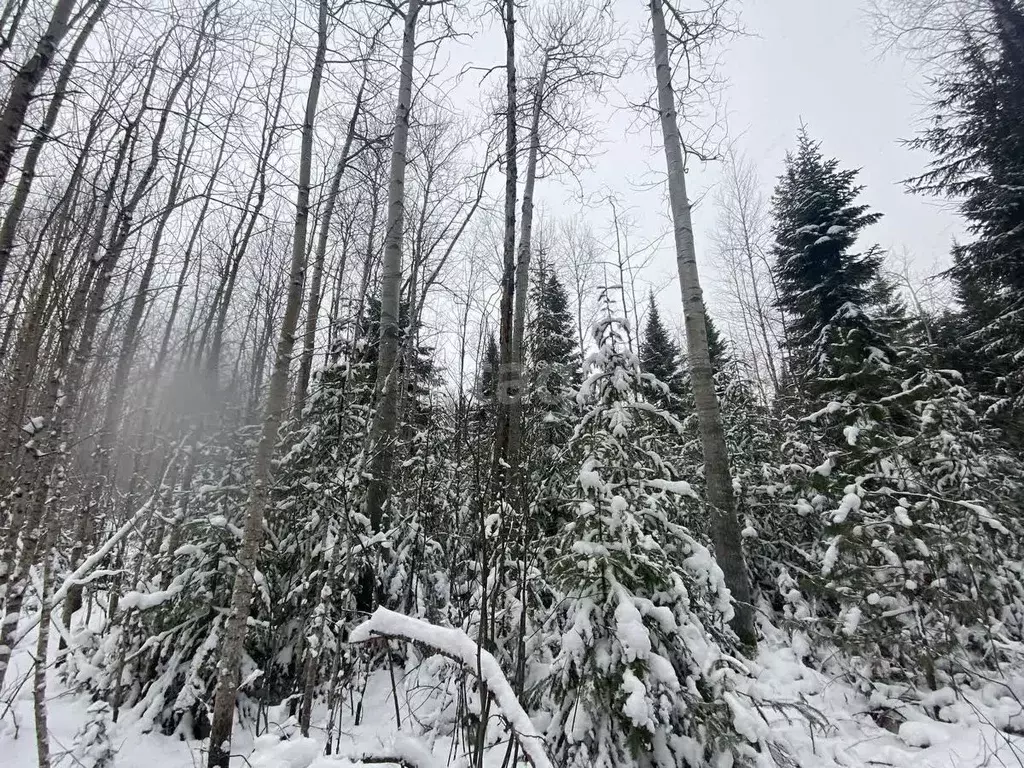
898;720;951;748
118;584;183;612
614;594;651;662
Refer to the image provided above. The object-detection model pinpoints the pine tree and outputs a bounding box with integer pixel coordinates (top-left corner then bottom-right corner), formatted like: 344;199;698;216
771;129;890;386
534;308;761;767
480;333;500;401
910;0;1024;416
475;333;500;428
352;297;438;430
531;270;578;384
776;361;1024;677
639;295;686;410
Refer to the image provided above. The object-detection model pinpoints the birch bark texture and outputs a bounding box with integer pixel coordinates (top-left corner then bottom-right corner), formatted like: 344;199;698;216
648;0;756;645
205;0;329;763
492;0;518;469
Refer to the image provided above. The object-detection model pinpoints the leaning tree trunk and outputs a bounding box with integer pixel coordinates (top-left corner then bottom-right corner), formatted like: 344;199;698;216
649;0;756;645
0;0;107;294
206;0;328;762
0;0;81;209
361;0;423;561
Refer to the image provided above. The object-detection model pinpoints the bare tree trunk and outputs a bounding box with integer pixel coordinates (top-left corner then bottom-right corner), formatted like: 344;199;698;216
351;162;383;349
361;0;422;556
506;50;548;465
326;214;354;360
32;469;60;768
64;58;211;635
201;32;293;377
292;81;364;414
0;0;108;294
493;0;517;467
33;553;52;768
0;107;97;480
206;0;328;760
0;0;83;199
0;118;122;690
0;0;29;62
649;0;755;645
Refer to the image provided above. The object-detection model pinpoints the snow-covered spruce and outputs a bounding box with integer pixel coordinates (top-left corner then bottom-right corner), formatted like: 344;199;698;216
532;314;764;767
754;314;1024;681
69;701;116;768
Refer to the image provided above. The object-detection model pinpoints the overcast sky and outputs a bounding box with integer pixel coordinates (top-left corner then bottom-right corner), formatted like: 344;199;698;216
719;0;961;263
527;0;964;330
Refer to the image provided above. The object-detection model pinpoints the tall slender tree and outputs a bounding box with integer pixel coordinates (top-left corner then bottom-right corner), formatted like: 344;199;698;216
206;0;329;762
648;0;755;644
362;0;424;597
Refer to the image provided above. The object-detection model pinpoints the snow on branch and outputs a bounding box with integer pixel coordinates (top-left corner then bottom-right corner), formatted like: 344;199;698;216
350;608;553;768
12;499;154;647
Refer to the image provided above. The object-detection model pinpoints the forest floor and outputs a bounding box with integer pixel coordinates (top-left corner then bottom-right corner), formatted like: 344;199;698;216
2;621;1023;767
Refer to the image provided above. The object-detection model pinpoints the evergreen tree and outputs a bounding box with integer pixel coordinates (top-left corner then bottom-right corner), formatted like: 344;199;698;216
639;295;686;410
534;308;761;767
705;313;730;373
476;333;500;426
351;297;438;430
529;269;580;444
480;333;500;402
770;129;890;385
910;0;1024;415
762;360;1024;679
71;702;116;768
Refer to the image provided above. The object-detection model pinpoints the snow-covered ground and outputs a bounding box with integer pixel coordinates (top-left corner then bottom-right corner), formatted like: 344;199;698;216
3;622;1022;767
745;630;1024;767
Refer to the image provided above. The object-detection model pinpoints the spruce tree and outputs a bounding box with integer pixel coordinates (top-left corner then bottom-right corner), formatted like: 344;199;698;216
534;307;761;767
353;296;437;429
71;702;116;768
479;333;500;401
705;313;730;373
770;129;889;386
910;0;1024;415
639;294;686;409
530;268;580;425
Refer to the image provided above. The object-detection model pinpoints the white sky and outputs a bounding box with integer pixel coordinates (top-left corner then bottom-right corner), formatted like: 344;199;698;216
526;0;965;326
717;0;962;265
426;0;967;364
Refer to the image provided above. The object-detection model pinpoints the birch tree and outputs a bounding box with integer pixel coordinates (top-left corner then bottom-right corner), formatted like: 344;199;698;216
292;78;367;414
709;148;784;398
0;0;109;293
0;0;87;214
